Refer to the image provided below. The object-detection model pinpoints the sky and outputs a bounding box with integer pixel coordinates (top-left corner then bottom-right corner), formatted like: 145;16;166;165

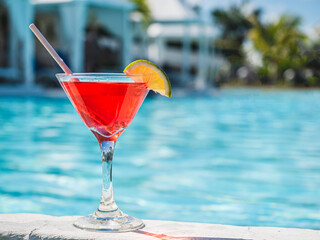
191;0;320;39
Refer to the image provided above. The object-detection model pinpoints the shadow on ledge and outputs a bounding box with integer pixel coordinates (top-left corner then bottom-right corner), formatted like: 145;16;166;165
135;230;250;240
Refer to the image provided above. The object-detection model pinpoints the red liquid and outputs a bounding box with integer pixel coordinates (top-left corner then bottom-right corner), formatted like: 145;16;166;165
60;81;148;142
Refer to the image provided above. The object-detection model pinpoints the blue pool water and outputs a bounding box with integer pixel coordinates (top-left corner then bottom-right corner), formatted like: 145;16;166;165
0;89;320;230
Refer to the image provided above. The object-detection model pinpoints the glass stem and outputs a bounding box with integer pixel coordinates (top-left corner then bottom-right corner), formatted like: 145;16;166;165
94;140;123;218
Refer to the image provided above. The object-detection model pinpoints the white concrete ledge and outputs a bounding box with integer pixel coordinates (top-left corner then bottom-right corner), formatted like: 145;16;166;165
0;214;319;240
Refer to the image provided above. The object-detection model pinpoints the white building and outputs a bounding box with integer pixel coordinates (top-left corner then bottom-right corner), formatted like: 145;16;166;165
0;0;134;93
132;0;217;89
0;0;217;93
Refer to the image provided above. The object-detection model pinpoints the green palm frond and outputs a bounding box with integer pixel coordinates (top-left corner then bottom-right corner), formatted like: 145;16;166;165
129;0;152;26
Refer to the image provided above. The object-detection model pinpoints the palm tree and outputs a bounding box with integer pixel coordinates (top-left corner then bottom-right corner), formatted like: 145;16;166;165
248;14;308;85
129;0;152;26
212;1;260;83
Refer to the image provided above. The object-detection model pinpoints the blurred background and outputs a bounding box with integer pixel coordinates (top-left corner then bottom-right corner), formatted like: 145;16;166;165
0;0;319;91
0;0;320;231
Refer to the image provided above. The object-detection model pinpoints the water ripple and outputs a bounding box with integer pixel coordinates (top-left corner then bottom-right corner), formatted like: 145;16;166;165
0;90;320;229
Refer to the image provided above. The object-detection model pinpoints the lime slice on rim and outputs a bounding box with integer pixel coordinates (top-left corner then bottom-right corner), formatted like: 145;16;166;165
124;60;172;97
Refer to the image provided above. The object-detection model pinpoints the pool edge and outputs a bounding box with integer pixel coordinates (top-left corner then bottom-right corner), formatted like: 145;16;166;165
0;213;319;240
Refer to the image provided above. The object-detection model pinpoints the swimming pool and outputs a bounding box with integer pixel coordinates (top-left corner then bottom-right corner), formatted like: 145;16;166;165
0;89;320;230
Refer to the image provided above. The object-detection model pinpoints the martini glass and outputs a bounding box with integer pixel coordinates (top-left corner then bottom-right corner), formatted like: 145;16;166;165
56;73;150;232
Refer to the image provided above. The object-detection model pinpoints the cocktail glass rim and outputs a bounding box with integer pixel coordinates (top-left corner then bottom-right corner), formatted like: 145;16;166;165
56;73;151;82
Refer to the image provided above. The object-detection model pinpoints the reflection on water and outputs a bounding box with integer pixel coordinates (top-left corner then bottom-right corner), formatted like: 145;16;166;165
0;89;320;230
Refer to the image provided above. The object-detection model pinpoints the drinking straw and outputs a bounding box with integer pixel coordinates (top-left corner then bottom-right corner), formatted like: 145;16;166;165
29;23;73;75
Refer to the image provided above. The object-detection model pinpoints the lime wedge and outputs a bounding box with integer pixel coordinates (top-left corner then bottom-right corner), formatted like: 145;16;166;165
124;60;172;97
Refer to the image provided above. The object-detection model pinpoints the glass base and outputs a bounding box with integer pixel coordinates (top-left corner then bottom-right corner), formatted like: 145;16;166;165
73;214;145;232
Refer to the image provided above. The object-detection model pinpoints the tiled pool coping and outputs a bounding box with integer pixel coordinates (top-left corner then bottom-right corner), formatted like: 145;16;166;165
0;214;319;240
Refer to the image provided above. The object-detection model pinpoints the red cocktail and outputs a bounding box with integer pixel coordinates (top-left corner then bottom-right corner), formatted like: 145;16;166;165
56;73;149;231
60;79;148;142
30;22;171;232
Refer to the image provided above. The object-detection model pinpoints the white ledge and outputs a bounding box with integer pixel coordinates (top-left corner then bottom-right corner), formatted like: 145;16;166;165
0;214;319;240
